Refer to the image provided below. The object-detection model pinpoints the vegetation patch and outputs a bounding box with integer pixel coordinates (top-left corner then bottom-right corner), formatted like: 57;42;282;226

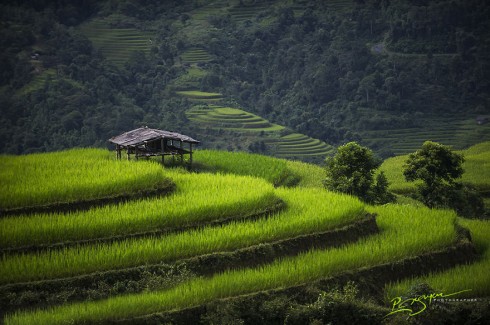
0;187;363;285
180;48;213;64
187;105;333;161
175;90;222;99
119;239;474;325
0;149;173;212
193;149;300;186
385;218;490;300
1;198;285;256
266;133;334;159
380;141;490;199
78;15;154;66
0;214;377;314
3;202;462;324
172;67;208;90
361;115;490;157
0;170;278;250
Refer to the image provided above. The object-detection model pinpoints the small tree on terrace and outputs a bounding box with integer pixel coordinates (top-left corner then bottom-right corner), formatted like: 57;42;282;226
403;141;484;217
403;141;464;208
324;142;394;204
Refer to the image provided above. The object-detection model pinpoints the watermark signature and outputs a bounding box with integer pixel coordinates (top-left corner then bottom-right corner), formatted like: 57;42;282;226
386;289;472;317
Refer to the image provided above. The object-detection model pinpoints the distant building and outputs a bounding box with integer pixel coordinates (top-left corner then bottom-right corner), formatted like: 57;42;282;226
109;127;199;166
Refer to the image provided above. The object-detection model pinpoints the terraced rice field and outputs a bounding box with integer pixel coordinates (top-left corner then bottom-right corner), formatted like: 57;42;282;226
176;90;223;102
361;115;490;156
267;133;335;158
190;0;228;21
325;0;354;12
17;69;56;96
385;218;490;301
186;104;281;131
186;103;334;160
1;147;488;324
180;48;213;64
227;1;272;23
172;67;208;90
0;149;172;211
78;15;154;66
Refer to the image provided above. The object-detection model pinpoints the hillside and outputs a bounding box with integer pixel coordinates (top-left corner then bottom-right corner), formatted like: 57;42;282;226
1;148;489;324
0;0;489;160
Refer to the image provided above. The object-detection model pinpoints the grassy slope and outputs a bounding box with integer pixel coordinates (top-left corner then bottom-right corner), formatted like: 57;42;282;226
385;218;490;299
2;146;489;324
0;148;172;210
0;170;278;249
4;200;459;324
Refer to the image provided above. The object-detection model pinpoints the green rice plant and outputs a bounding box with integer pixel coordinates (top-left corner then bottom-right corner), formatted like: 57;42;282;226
285;160;325;188
456;144;490;193
378;155;419;194
0;170;277;249
384;218;490;300
0;187;364;284
3;203;457;324
0;149;171;210
186;105;285;133
172;67;207;89
175;90;222;99
193;149;298;186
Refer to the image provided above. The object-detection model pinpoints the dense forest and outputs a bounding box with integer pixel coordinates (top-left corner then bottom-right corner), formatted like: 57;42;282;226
0;0;489;157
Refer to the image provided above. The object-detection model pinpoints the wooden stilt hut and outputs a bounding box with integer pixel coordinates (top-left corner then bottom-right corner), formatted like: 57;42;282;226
109;127;199;167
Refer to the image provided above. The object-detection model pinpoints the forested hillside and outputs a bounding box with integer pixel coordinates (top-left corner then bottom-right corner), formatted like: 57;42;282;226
1;0;489;158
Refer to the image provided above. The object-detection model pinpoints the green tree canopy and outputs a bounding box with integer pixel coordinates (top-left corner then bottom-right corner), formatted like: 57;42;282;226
403;141;465;188
403;141;483;217
324;142;394;204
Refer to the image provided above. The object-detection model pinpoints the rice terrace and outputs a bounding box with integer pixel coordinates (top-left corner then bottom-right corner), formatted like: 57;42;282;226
0;140;488;324
1;0;490;324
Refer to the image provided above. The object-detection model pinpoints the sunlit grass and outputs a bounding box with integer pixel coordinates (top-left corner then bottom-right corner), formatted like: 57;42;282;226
0;187;364;284
0;170;277;249
385;218;490;300
193;149;297;186
3;203;458;324
0;149;171;210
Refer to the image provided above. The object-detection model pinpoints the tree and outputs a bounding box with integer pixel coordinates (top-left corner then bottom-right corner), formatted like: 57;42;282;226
324;142;394;204
403;141;464;208
403;141;484;217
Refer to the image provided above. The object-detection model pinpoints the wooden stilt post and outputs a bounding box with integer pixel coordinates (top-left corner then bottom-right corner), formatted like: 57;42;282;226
180;140;183;164
127;147;130;160
135;146;139;160
189;143;193;168
161;138;165;165
171;140;175;164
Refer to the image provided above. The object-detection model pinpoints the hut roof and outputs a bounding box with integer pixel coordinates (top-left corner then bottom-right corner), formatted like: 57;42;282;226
109;127;199;147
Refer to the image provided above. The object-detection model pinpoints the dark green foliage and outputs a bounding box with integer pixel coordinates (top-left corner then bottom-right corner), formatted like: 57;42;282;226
285;282;385;325
1;0;489;158
0;264;194;316
200;283;386;325
404;141;484;217
372;172;396;204
324;142;394;204
404;141;465;189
